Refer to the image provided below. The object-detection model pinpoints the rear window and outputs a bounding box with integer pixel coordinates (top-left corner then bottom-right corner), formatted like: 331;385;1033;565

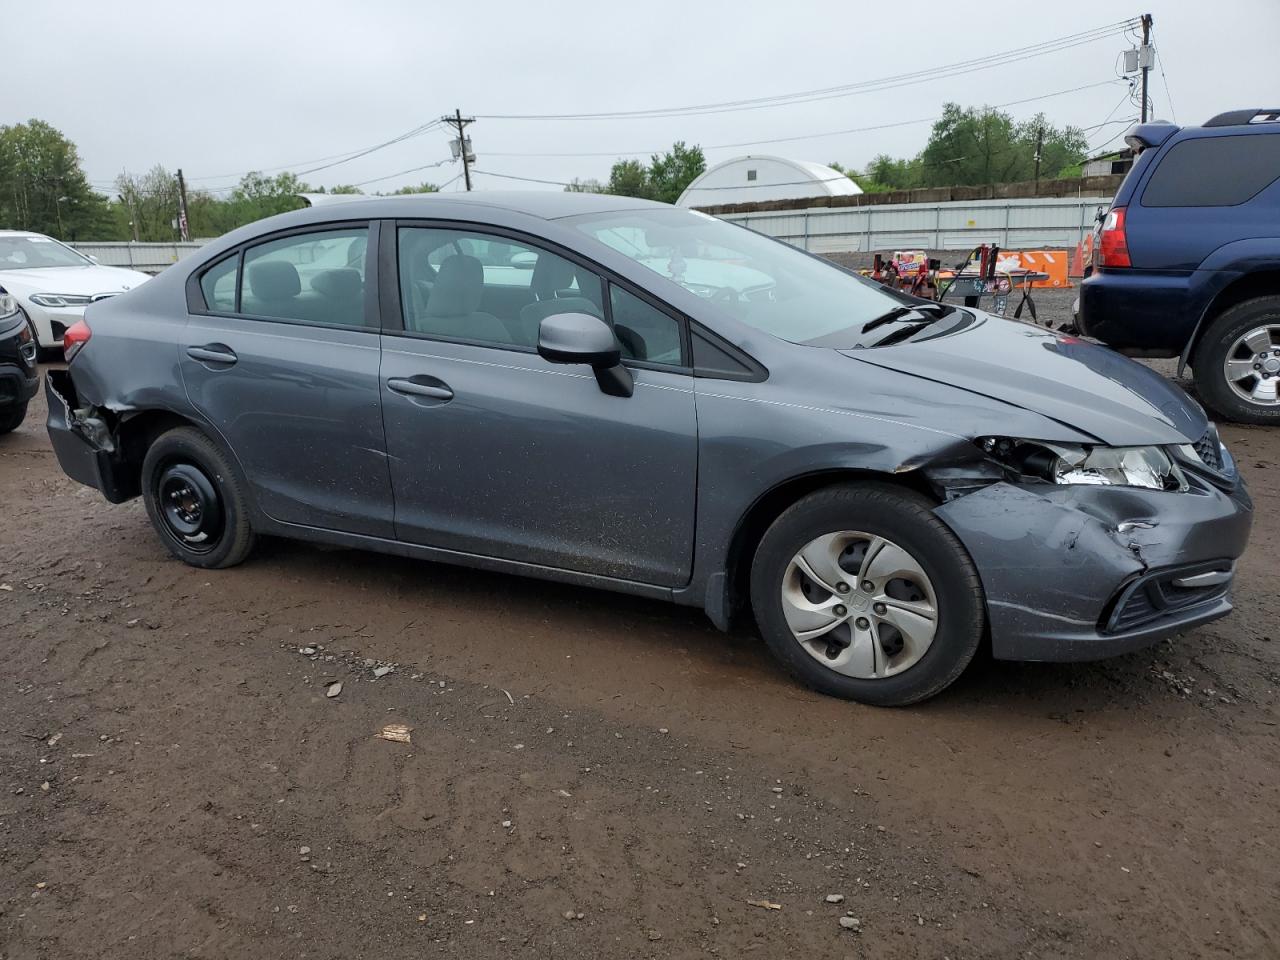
1142;134;1280;207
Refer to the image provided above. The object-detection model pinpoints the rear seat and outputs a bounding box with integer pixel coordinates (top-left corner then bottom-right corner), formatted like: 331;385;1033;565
243;261;366;326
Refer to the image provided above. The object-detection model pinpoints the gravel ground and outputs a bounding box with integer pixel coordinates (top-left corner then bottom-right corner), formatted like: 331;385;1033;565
2;343;1277;959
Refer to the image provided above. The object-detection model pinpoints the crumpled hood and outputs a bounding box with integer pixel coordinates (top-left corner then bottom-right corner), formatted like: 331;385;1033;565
841;314;1208;445
0;264;150;296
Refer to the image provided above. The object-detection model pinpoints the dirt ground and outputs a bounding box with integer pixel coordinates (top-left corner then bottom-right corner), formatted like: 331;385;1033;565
2;343;1278;959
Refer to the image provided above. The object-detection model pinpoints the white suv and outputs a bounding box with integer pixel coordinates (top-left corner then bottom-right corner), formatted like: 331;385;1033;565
0;230;151;348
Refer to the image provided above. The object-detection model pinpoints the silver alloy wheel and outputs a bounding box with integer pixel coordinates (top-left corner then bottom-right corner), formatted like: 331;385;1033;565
1224;323;1280;406
781;531;938;680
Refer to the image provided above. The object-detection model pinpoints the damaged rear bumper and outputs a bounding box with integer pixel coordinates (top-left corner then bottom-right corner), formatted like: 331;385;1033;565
45;370;138;503
935;476;1253;662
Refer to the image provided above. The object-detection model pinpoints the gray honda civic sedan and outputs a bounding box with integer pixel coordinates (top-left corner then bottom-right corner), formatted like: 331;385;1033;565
46;191;1253;705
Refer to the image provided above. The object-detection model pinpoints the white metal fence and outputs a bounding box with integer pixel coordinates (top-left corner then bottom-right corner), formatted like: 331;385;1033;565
716;195;1115;254
71;241;208;274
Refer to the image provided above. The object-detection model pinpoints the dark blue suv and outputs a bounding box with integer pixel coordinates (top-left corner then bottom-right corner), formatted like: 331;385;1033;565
1080;108;1280;424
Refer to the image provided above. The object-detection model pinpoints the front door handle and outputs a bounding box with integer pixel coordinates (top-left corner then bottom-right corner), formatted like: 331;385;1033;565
187;344;238;365
387;377;454;402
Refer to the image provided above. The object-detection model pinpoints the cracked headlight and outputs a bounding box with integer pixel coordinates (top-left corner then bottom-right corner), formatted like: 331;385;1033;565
978;438;1187;491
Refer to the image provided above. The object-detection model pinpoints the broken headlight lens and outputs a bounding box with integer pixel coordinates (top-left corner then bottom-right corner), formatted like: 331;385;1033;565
977;438;1186;491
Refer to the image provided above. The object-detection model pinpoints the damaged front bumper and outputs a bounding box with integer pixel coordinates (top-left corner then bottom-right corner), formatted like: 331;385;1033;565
45;370;138;503
935;472;1253;661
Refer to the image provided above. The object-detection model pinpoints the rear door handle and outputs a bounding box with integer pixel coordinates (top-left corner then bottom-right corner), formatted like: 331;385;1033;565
187;344;238;365
387;377;454;402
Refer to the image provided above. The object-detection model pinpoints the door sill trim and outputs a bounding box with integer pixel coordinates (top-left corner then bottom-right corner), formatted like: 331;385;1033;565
256;516;678;602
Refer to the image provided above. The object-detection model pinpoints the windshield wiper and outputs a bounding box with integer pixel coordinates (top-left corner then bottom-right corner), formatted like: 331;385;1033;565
860;306;917;333
861;301;959;334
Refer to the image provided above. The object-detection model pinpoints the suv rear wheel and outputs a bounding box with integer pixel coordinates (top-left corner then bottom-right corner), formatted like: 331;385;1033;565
141;426;256;568
750;483;985;706
1195;295;1280;425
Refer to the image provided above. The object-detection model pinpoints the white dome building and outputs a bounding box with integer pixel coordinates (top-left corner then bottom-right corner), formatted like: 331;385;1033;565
677;155;862;208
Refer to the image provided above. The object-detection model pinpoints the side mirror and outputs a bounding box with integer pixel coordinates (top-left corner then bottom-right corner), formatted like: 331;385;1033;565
537;312;633;398
86;255;100;264
509;251;537;270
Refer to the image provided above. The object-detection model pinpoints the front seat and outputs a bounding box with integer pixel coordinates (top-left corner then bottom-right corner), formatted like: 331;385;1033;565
419;255;511;343
246;260;301;318
510;256;606;347
311;268;365;325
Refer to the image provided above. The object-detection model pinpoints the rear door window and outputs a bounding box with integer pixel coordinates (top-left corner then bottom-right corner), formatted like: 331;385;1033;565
1141;135;1280;207
199;255;238;312
239;227;371;327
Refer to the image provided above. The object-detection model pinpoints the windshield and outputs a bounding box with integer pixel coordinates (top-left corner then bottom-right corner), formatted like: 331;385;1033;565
569;208;906;344
0;235;92;270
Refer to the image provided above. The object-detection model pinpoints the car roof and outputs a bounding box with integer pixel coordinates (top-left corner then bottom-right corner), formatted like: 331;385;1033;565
1202;108;1280;128
298;189;667;221
0;229;50;238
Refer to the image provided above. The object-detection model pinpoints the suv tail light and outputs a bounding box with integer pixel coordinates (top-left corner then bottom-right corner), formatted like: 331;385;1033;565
1098;206;1131;268
63;319;92;362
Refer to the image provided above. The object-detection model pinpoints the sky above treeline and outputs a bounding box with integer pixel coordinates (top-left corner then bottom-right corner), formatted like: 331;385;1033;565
5;0;1277;195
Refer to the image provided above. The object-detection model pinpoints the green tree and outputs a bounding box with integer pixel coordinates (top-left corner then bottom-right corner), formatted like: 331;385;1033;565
114;165;181;241
387;181;439;195
831;105;1087;192
917;104;1086;187
605;158;654;199
229;171;311;219
0;119;111;240
603;142;705;203
647;141;705;204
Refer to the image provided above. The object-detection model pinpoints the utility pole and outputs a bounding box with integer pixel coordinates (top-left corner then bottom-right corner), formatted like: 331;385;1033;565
1140;13;1153;123
176;168;191;241
1033;125;1044;189
442;109;476;191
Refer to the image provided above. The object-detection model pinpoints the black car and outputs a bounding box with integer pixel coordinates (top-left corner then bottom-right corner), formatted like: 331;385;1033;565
0;292;39;434
1079;109;1280;424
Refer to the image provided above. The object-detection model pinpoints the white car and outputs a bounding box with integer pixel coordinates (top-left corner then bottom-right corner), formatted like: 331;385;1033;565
0;230;151;348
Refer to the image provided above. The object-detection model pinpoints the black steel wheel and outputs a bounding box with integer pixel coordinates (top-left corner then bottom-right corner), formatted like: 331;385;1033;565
141;426;255;568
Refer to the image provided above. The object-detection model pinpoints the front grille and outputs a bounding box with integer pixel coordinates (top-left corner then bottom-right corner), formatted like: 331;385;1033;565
1104;562;1232;633
1193;428;1223;471
91;292;121;303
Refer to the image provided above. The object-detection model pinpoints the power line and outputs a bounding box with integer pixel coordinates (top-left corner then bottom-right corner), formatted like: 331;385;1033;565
483;80;1126;158
187;120;443;185
478;20;1136;121
481;80;1123;159
352;158;454;188
471;170;571;187
1155;46;1177;123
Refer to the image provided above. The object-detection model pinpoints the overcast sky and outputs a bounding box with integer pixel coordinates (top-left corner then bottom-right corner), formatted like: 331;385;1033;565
5;0;1277;197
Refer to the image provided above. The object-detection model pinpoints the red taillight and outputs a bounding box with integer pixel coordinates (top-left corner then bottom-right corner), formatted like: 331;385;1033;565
62;319;92;362
1098;206;1131;268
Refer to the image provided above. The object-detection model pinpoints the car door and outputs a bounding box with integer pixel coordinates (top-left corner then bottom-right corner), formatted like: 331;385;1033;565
379;221;698;587
181;222;395;538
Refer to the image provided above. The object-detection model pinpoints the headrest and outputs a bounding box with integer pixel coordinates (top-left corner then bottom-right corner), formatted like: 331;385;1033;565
426;255;484;317
311;268;363;300
531;254;579;300
248;260;301;301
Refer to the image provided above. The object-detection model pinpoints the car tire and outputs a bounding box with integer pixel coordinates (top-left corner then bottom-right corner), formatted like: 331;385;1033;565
0;402;28;435
1194;296;1280;425
750;483;985;706
141;426;256;568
